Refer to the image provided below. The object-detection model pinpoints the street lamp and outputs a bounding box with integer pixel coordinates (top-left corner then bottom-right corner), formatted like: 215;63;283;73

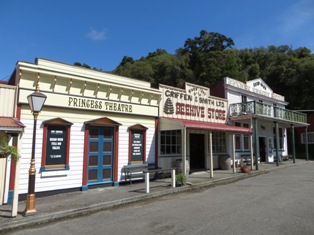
24;85;46;216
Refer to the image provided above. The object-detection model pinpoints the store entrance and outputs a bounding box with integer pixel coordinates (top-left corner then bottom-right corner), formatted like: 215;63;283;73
189;133;205;169
87;127;114;185
259;137;266;162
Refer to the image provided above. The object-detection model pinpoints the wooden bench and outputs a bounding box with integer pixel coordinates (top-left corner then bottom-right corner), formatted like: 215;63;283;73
123;165;176;192
123;164;148;186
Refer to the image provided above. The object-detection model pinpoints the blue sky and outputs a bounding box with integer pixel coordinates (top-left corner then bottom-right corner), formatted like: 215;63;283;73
1;0;314;81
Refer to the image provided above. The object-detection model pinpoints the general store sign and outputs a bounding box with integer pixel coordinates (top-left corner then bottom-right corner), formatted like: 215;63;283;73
159;83;227;123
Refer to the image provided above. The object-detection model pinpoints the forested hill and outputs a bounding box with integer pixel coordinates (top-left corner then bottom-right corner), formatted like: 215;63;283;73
78;30;314;111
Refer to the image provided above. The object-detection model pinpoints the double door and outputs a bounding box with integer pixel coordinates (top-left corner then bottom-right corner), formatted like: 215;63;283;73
88;127;114;185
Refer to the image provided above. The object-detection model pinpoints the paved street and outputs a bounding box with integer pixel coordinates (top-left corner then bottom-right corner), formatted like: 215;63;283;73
7;162;314;235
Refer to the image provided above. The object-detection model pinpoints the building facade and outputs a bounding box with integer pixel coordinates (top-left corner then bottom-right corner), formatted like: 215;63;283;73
7;58;161;195
211;77;309;168
0;84;24;217
158;82;252;177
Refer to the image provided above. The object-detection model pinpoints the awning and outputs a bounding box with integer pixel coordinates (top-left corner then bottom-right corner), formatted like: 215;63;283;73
160;118;252;134
0;117;25;133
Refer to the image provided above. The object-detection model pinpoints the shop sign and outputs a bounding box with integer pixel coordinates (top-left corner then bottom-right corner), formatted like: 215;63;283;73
226;77;285;101
68;97;133;113
160;83;227;123
18;89;160;117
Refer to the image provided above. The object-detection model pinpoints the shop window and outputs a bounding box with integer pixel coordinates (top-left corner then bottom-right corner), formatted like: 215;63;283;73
160;130;181;155
235;134;241;150
128;124;147;163
243;123;250;150
234;122;249;151
41;118;73;171
301;132;314;144
212;132;226;153
235;122;241;150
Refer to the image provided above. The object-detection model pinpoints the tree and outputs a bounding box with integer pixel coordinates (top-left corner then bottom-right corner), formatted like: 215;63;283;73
179;30;235;85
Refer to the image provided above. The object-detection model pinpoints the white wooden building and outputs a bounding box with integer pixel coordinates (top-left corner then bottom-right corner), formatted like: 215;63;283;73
0;84;25;216
211;77;309;168
7;58;161;194
158;83;252;177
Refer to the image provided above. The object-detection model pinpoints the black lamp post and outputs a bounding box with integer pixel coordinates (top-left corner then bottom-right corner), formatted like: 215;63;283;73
24;85;46;216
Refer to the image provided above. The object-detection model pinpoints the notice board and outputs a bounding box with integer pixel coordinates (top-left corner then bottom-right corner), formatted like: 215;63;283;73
46;126;67;165
131;132;143;161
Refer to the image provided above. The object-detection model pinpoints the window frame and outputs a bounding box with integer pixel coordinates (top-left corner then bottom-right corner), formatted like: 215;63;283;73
212;131;226;154
160;130;182;156
234;122;250;151
128;124;147;164
301;132;314;144
41;118;72;171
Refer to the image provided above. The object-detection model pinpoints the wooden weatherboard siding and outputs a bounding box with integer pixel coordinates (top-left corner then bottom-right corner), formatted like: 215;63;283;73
15;58;160;193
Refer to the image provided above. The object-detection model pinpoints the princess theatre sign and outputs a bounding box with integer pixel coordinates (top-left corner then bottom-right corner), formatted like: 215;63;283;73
159;83;227;123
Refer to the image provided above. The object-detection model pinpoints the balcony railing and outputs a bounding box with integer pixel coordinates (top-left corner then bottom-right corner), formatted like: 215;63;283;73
229;101;307;124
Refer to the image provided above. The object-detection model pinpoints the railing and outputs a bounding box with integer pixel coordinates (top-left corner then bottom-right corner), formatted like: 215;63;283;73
229;101;307;124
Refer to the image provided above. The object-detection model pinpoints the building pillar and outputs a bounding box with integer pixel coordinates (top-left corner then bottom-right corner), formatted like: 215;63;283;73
182;128;187;176
250;134;254;170
291;124;296;164
275;122;280;166
253;117;259;170
232;134;236;173
209;131;213;178
305;126;309;161
12;135;21;217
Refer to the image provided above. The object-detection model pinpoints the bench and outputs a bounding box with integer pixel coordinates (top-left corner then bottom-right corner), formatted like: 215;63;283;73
123;165;176;192
123;164;148;186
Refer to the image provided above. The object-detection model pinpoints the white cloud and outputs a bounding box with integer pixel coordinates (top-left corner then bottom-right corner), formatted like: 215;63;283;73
86;28;107;41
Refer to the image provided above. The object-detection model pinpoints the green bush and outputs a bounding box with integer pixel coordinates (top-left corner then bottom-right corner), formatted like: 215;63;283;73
176;173;187;186
0;138;20;162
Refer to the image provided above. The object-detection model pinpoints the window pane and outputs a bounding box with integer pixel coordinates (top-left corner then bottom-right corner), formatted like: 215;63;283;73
160;146;165;154
171;146;176;154
103;155;111;165
244;136;249;149
160;130;182;155
171;136;176;145
104;129;112;139
89;129;98;138
102;169;111;179
89;170;98;180
161;135;165;144
103;142;112;152
89;142;98;152
89;155;98;166
235;135;241;150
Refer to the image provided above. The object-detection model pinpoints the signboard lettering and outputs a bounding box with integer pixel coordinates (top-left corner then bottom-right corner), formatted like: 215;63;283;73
46;126;66;165
68;97;133;113
160;83;227;122
131;132;143;161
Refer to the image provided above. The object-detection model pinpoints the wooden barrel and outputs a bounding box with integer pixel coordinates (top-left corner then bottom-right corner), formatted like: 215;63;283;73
175;159;190;175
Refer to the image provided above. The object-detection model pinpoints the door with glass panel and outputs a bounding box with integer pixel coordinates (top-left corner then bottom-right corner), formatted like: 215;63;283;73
88;127;114;185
